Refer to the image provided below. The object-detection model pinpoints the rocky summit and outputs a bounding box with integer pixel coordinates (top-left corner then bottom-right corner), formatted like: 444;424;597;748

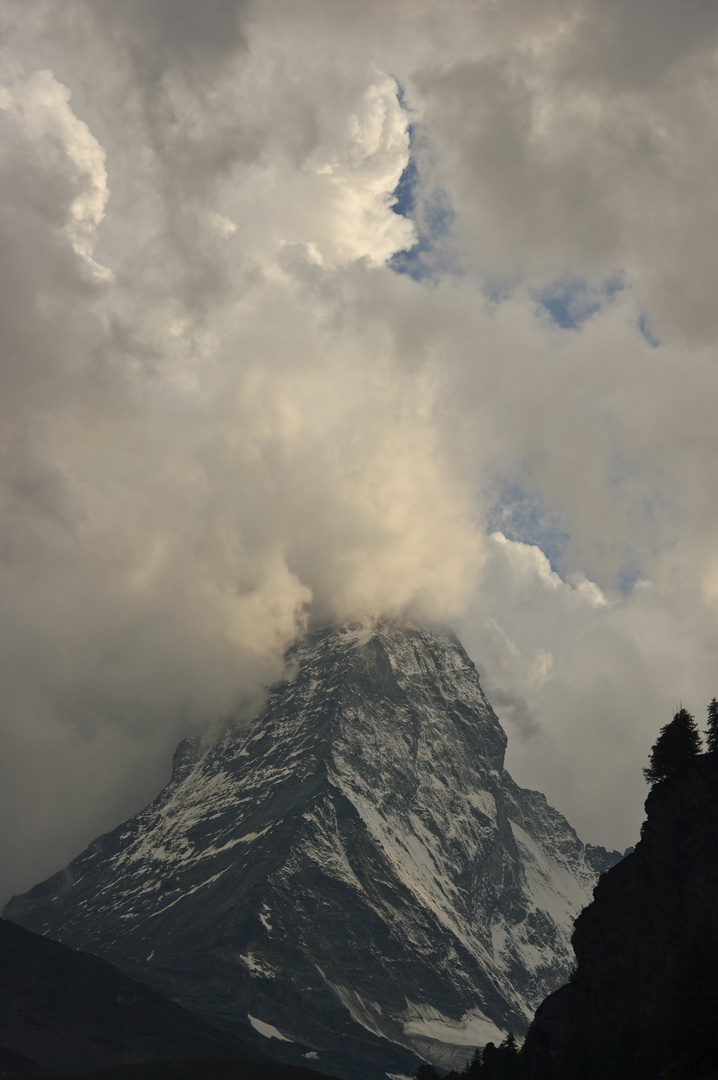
5;621;619;1080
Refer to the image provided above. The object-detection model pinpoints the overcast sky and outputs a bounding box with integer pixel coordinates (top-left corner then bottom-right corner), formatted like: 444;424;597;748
2;0;718;905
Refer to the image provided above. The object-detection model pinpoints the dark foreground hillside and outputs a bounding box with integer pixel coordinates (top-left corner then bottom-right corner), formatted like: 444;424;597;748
0;918;259;1074
11;1059;341;1080
521;754;718;1079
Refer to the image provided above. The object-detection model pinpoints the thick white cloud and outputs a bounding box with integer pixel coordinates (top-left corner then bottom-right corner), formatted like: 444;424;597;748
0;70;110;277
1;0;717;898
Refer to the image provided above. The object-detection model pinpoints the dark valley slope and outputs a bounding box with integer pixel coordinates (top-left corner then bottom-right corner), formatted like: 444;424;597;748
0;917;258;1074
5;621;620;1080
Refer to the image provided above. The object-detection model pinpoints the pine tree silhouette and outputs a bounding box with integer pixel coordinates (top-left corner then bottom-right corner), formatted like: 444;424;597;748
706;698;718;755
414;1063;441;1080
643;708;702;785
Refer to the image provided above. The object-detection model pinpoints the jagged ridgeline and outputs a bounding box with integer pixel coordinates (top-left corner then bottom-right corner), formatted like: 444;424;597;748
4;621;619;1080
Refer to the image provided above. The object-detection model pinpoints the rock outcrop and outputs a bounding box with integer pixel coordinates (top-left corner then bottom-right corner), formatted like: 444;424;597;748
522;755;718;1079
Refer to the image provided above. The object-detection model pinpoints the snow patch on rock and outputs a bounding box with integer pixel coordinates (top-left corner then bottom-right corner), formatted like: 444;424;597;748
248;1015;293;1041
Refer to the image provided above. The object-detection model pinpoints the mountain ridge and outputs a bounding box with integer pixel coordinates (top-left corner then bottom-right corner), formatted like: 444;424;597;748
5;620;620;1080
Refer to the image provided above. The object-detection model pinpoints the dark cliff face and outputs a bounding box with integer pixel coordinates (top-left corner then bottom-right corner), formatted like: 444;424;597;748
523;756;718;1079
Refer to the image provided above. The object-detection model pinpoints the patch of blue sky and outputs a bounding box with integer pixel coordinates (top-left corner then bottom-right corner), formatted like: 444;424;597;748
537;272;661;347
390;187;455;281
603;272;625;299
388;129;457;282
486;481;570;571
536;273;626;330
391;146;418;220
637;313;660;348
618;566;644;594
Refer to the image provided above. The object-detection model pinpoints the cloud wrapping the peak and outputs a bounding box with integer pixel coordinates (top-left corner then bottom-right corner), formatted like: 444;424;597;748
1;0;717;897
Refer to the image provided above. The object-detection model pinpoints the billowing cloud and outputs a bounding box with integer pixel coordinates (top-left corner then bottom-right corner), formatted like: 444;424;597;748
1;0;717;900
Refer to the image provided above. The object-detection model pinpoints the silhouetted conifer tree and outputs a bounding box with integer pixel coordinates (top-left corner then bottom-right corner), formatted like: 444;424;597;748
466;1047;482;1080
480;1042;498;1078
706;698;718;755
496;1033;520;1078
478;1035;521;1080
415;1063;441;1080
643;708;701;785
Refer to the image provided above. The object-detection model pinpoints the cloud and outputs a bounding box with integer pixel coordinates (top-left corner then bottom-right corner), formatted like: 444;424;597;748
1;0;718;898
417;2;718;342
83;0;249;80
0;69;111;282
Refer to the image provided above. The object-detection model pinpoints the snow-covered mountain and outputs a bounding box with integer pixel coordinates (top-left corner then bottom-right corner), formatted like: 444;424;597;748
5;621;619;1080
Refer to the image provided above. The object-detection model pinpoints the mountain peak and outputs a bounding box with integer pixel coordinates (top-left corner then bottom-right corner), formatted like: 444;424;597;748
5;621;617;1080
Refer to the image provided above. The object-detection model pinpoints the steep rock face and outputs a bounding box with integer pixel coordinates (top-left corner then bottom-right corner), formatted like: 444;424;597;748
523;756;718;1079
5;622;618;1080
